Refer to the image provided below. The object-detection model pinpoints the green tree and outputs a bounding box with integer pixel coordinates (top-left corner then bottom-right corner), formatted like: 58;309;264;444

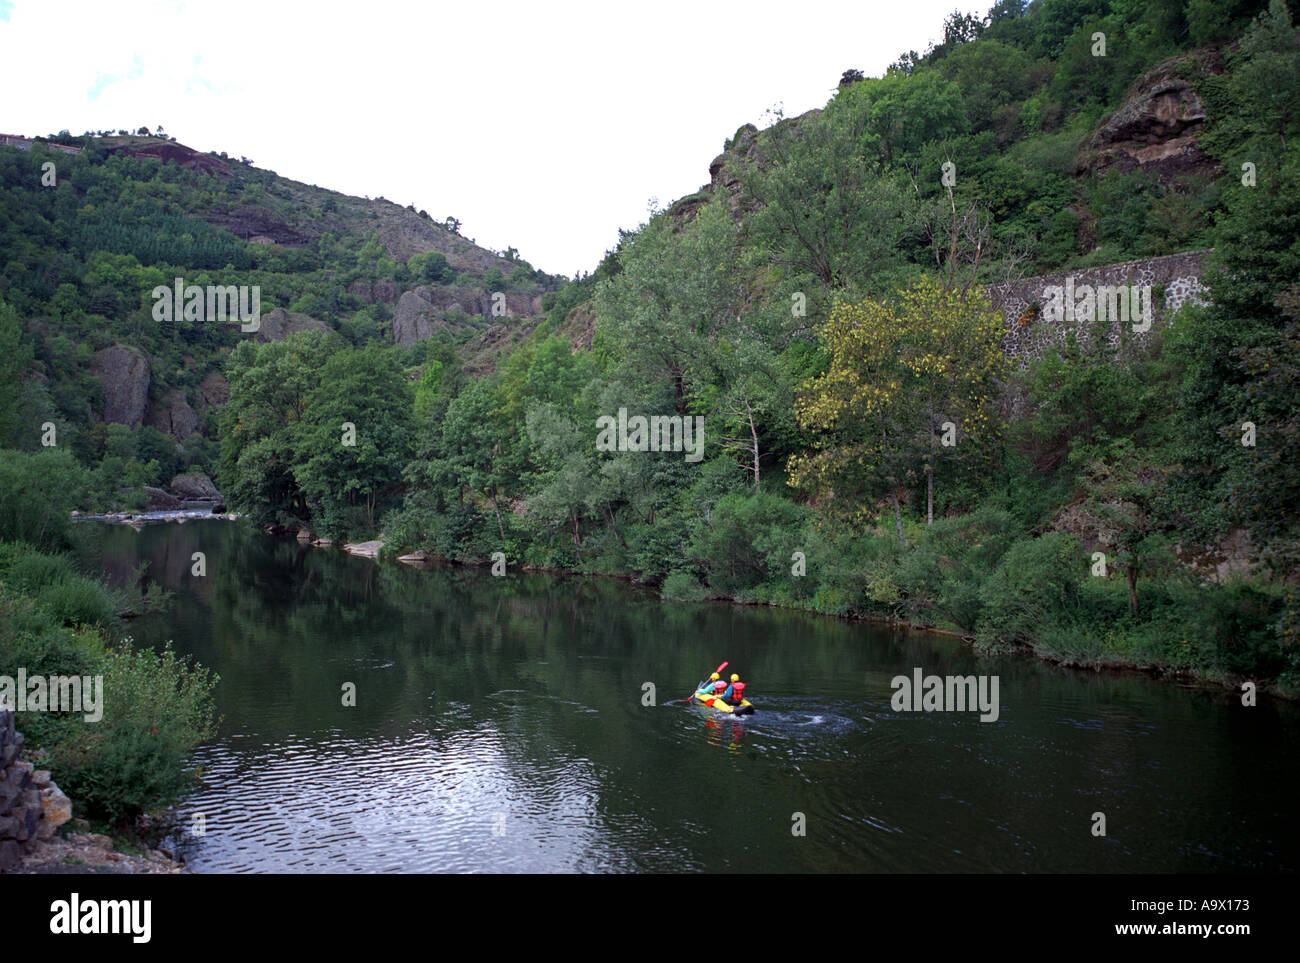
293;343;414;535
217;332;339;525
789;275;1006;539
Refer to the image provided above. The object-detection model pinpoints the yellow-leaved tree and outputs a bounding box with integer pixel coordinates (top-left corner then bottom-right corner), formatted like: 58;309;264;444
788;274;1007;543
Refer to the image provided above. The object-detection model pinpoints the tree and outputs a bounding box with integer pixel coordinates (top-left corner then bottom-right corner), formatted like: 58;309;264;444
737;99;914;296
1080;441;1174;618
788;275;1006;540
293;343;414;535
217;332;339;525
524;402;604;548
422;378;514;536
594;198;742;412
1237;283;1300;583
1200;0;1300;158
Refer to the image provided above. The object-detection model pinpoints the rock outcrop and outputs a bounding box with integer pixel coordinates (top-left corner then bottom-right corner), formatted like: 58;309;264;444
106;139;230;177
203;204;310;247
146;388;201;443
197;370;230;412
1077;49;1224;183
393;286;543;346
255;307;330;343
91;345;151;427
346;279;403;304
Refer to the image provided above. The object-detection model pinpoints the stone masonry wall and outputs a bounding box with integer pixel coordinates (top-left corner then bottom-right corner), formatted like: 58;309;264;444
987;249;1211;362
0;708;73;872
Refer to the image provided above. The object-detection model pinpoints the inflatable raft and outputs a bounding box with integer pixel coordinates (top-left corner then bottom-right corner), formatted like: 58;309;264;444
694;690;755;715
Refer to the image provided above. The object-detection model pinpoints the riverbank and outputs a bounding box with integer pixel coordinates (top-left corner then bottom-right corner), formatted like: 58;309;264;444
293;529;1293;702
16;826;184;875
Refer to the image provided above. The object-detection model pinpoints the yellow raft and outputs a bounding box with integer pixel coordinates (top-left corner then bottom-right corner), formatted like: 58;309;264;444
694;691;755;715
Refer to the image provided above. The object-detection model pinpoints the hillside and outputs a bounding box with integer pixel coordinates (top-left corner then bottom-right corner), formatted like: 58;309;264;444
0;130;559;487
0;0;1297;698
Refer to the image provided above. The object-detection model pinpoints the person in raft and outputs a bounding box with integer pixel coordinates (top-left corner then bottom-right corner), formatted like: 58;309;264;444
697;672;722;698
725;673;747;706
697;672;747;705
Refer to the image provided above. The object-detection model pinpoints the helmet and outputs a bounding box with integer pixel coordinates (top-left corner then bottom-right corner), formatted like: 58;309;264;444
710;673;719;681
730;674;739;682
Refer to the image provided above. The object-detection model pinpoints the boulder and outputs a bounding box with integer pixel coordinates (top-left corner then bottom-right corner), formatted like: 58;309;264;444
39;784;73;832
343;540;383;558
91;346;151;427
170;472;222;500
0;839;21;873
255;307;330;343
141;487;181;512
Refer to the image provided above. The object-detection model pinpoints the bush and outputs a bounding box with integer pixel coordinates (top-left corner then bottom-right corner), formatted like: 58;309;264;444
0;449;91;550
898;507;1022;631
36;575;121;628
661;570;709;602
975;532;1086;651
48;640;219;823
690;492;809;596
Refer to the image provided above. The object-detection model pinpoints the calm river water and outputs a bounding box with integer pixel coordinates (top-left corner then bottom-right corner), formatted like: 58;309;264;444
87;519;1298;873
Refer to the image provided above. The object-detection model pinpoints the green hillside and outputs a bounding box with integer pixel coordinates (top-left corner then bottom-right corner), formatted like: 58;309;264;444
2;0;1298;700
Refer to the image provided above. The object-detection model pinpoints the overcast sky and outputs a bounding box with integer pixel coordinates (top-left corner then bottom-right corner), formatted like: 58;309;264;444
1;0;963;277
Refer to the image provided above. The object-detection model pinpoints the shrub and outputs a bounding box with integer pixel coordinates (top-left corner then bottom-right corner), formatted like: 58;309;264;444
0;449;91;550
975;532;1086;651
49;640;219;823
690;492;809;596
661;570;709;602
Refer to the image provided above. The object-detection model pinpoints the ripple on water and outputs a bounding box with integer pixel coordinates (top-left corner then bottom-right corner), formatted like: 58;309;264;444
174;726;646;873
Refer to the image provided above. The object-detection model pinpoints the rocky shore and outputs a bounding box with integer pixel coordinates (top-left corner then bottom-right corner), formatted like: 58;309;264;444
0;708;183;875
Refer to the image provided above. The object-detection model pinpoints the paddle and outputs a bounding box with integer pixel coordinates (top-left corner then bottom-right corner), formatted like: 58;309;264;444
678;661;728;705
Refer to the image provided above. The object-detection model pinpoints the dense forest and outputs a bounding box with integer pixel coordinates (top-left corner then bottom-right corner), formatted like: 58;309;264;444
2;0;1298;822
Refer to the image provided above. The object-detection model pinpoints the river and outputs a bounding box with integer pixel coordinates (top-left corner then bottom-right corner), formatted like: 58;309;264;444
85;519;1299;873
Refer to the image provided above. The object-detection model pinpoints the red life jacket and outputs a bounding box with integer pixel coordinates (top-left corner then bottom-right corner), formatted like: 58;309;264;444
730;682;746;702
714;681;727;695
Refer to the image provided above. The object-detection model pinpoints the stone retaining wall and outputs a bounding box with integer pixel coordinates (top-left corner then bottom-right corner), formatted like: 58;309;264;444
0;708;73;872
987;249;1211;361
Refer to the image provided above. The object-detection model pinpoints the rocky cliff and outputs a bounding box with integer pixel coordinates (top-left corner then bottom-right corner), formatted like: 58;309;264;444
1076;48;1225;183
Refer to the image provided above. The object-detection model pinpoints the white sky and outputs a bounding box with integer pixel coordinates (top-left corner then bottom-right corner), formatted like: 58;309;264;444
0;0;962;277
